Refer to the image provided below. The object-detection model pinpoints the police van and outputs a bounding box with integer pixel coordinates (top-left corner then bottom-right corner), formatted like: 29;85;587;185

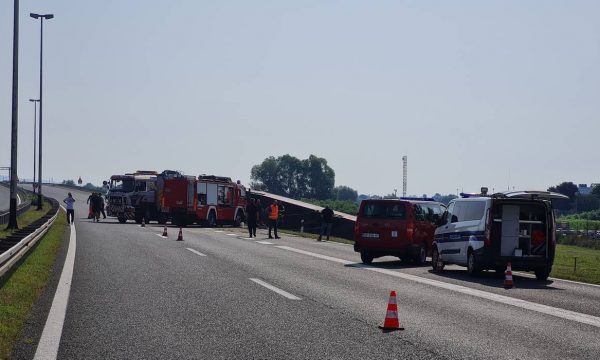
432;188;567;280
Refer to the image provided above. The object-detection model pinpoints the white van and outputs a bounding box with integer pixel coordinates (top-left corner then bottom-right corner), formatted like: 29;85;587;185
432;190;567;280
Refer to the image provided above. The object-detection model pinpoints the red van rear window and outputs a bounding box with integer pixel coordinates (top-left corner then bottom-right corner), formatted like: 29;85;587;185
362;203;406;219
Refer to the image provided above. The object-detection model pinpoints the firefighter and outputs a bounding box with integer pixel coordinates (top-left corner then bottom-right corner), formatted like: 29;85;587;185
267;200;280;239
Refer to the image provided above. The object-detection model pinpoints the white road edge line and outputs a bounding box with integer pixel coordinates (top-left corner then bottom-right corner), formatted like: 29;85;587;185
34;220;77;360
275;245;600;329
513;271;600;289
226;233;237;236
256;241;274;245
17;194;21;205
186;248;207;257
249;278;301;300
155;234;167;238
214;230;224;233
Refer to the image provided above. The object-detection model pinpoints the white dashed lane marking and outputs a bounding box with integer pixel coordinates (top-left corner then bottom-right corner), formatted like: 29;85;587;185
250;278;301;300
186;248;207;257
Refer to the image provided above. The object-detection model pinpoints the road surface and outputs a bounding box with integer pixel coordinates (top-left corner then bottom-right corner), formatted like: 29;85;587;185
12;185;600;359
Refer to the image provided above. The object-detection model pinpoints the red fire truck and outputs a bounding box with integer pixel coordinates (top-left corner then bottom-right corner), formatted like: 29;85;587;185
161;174;247;227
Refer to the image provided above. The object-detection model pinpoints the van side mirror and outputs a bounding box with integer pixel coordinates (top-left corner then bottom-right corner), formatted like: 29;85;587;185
437;212;448;226
451;215;459;223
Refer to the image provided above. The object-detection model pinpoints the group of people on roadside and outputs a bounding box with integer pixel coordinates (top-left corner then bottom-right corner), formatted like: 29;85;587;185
245;199;282;239
245;197;335;241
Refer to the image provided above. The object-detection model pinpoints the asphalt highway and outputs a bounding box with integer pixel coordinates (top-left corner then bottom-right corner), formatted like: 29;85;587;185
0;185;10;212
14;186;600;359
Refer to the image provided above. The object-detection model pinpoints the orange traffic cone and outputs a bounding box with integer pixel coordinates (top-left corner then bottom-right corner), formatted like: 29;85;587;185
435;252;444;272
504;262;514;289
379;290;404;331
162;226;168;237
141;218;145;227
177;228;183;241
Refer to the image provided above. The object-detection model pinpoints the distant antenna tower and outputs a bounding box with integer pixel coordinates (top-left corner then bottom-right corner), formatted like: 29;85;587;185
402;156;407;197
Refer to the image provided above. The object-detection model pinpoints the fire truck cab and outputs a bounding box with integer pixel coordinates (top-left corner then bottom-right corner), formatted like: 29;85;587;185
107;170;160;224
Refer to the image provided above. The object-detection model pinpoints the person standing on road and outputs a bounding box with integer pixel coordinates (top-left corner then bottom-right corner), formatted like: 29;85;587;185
63;192;76;225
267;200;280;239
99;194;107;219
90;192;102;222
86;193;94;219
318;205;334;241
245;198;258;238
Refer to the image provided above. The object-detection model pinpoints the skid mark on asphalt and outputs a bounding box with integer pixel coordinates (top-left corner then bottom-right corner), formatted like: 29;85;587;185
250;278;301;300
275;246;600;329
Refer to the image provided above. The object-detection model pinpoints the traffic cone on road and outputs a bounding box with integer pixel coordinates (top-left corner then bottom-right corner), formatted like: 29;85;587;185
435;252;444;272
379;290;404;331
177;228;183;241
162;226;168;237
504;262;514;289
141;218;145;227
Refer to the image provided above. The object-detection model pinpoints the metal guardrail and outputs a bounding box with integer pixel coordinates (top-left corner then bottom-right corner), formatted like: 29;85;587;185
0;183;31;225
0;198;59;278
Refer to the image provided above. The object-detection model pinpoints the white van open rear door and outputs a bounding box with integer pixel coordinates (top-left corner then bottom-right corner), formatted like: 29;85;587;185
499;191;568;200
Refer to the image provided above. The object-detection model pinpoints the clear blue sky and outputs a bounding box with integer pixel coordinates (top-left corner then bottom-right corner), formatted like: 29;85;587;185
1;1;599;196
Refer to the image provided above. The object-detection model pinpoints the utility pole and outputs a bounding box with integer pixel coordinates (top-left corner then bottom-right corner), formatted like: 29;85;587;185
7;0;20;229
402;156;407;197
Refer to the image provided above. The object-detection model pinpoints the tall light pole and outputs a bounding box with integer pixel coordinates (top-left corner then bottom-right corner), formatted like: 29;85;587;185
30;12;54;210
29;99;40;194
7;0;20;230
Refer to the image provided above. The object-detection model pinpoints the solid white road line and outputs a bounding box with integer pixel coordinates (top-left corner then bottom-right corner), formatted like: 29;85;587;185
256;241;274;245
34;222;77;360
249;278;301;300
275;245;600;329
214;230;224;233
513;271;600;289
226;233;237;236
186;248;207;257
155;234;167;238
17;194;21;205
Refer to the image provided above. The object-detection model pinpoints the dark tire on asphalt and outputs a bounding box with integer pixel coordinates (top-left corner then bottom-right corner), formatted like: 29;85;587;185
467;250;482;276
361;252;374;265
432;246;444;271
118;217;127;224
207;211;217;227
414;243;427;266
234;211;243;227
535;267;551;281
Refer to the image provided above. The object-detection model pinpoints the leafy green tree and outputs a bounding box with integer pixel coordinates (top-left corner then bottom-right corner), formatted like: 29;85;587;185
334;185;358;201
432;193;458;204
250;154;335;200
592;185;600;198
62;179;76;186
548;182;579;200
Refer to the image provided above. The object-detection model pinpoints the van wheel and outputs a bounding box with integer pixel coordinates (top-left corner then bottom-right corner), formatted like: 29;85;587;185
414;243;427;266
360;253;374;265
431;247;443;271
207;211;217;227
467;250;482;276
535;268;551;281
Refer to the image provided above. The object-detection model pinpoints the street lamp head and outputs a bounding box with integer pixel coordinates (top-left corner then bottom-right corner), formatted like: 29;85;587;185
30;13;54;20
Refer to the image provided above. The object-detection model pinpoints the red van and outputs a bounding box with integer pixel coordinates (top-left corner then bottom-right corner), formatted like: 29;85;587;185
353;199;445;265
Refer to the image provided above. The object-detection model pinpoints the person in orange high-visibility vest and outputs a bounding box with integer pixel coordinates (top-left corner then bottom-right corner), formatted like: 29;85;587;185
268;200;280;239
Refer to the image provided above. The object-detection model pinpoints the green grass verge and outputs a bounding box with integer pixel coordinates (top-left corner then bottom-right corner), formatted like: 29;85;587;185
552;244;600;285
0;210;66;359
0;200;51;240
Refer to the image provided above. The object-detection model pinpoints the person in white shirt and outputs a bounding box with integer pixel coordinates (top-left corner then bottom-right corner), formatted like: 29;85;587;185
63;192;76;224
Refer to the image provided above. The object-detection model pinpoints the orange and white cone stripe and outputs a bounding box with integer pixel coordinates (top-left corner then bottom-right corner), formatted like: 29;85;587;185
379;290;404;331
